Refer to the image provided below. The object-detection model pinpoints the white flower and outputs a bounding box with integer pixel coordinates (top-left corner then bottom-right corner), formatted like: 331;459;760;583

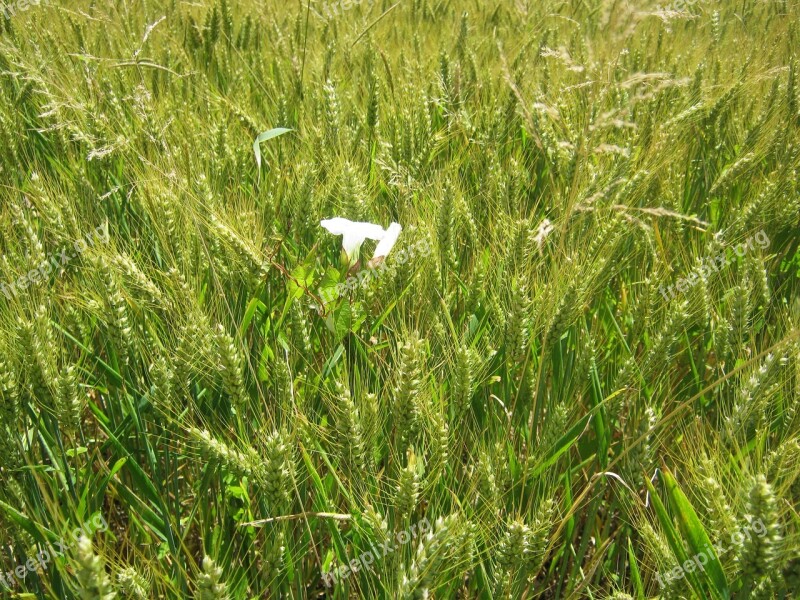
371;222;402;262
320;218;402;265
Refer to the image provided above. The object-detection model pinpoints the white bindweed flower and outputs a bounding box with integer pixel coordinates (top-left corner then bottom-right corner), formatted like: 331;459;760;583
370;222;402;265
320;218;402;266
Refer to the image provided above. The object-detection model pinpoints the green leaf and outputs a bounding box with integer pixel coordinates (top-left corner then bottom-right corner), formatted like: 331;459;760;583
529;413;591;478
317;266;342;309
253;127;292;169
241;296;266;335
321;344;345;380
258;343;274;381
333;300;353;341
0;499;58;545
627;538;645;600
94;409;175;550
330;300;366;342
298;444;349;565
94;457;128;509
287;262;313;300
662;468;730;599
644;475;706;597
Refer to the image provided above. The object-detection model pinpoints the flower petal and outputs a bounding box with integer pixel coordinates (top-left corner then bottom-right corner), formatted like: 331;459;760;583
372;222;402;260
320;217;354;235
341;231;365;262
320;218;386;240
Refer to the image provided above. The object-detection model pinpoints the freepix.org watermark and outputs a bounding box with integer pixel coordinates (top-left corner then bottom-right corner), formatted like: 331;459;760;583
2;0;50;21
658;229;769;302
659;0;701;13
311;0;372;20
322;517;431;587
0;513;108;589
1;222;109;300
655;517;767;588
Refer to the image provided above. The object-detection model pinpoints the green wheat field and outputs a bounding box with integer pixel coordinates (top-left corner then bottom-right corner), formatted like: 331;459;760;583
1;0;799;598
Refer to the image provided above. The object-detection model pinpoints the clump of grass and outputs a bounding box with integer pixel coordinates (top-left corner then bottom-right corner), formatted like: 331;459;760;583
0;0;799;598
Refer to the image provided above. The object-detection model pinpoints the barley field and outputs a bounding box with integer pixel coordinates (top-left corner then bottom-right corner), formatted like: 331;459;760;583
0;0;799;598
